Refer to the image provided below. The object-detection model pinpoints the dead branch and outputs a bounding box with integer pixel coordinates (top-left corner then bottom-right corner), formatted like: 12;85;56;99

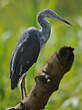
7;46;74;110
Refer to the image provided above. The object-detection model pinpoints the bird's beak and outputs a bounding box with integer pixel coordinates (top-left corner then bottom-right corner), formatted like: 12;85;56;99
52;14;72;26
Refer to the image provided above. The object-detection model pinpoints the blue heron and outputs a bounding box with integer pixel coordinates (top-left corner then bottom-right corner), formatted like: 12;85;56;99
10;9;71;99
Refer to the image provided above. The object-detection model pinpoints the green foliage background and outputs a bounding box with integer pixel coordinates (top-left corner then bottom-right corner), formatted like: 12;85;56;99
0;0;82;110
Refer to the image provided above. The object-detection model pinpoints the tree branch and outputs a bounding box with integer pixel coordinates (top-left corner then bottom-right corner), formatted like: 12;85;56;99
7;46;74;110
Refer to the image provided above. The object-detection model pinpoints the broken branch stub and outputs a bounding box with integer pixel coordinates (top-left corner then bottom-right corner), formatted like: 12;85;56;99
7;46;74;110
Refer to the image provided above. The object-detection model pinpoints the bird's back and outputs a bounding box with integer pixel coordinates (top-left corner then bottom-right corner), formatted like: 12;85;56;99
10;29;40;89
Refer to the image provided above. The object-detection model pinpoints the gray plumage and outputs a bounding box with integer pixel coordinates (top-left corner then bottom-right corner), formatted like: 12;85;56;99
10;29;40;89
10;9;71;92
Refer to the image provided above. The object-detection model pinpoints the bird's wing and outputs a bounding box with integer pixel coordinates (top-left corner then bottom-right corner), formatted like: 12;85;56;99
10;35;40;89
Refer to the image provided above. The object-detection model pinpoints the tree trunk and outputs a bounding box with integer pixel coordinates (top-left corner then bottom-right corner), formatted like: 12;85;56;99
8;46;74;110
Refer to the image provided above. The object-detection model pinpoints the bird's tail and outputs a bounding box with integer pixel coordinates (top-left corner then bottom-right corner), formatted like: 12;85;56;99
10;75;19;89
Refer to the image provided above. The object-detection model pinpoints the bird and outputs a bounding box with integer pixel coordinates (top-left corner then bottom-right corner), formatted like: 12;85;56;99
10;9;72;99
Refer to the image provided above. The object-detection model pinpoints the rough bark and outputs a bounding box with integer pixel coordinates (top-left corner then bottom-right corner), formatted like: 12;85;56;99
7;46;74;110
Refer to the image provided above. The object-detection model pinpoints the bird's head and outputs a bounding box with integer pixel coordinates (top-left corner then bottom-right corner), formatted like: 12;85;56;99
39;9;72;26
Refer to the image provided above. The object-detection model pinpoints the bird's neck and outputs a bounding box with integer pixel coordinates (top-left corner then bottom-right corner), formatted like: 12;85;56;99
38;15;51;46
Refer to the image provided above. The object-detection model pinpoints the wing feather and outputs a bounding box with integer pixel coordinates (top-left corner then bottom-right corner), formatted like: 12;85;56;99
10;34;40;89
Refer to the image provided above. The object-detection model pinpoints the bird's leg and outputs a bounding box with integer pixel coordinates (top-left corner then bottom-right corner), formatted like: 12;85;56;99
21;75;27;99
23;75;27;97
21;80;24;99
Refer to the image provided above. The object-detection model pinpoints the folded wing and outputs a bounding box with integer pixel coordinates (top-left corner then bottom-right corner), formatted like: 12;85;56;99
10;34;40;89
